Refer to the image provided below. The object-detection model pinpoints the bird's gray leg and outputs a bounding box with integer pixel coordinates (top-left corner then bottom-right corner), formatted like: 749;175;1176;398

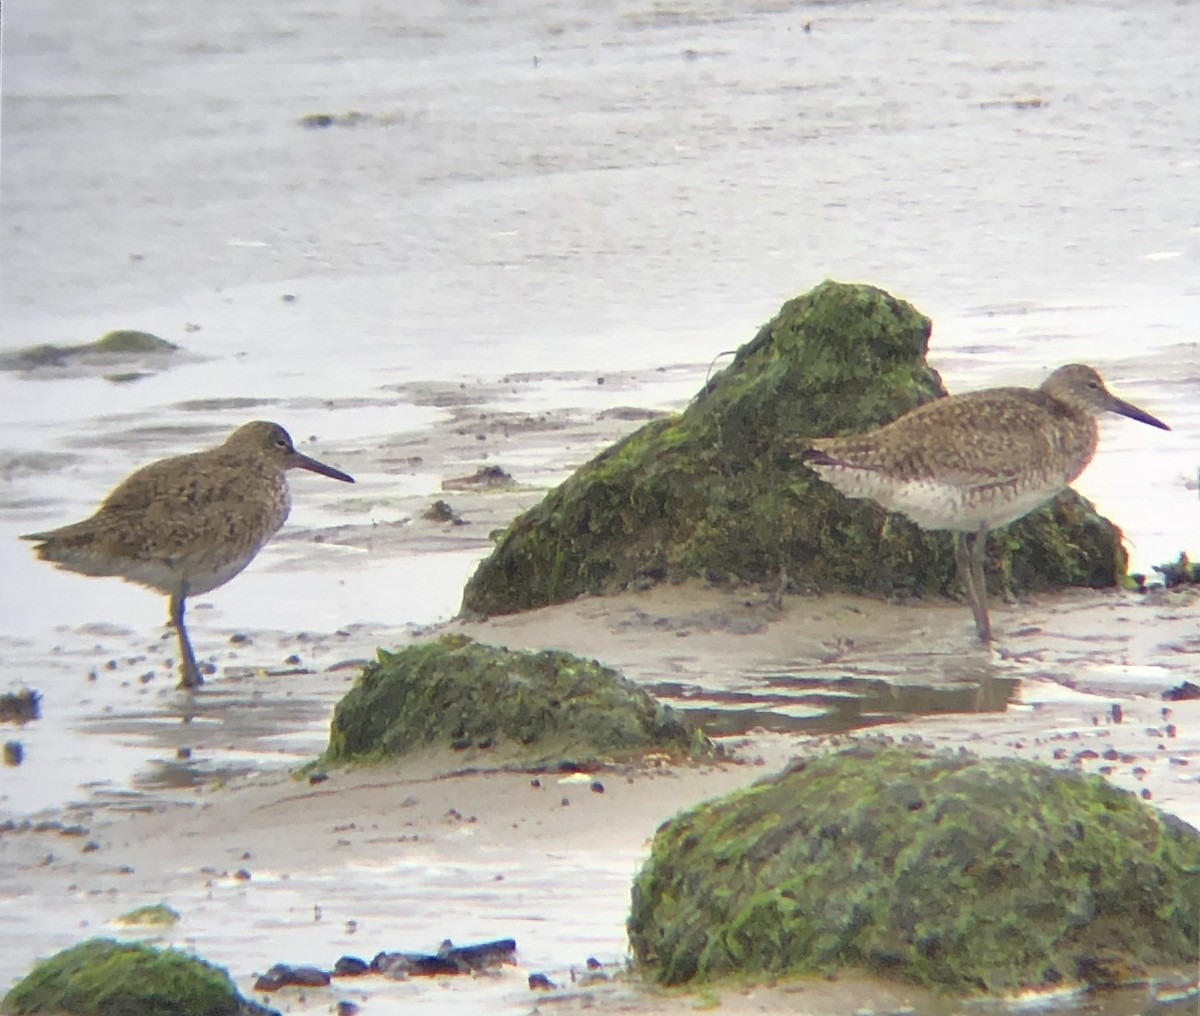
954;531;991;642
170;591;203;690
968;526;993;643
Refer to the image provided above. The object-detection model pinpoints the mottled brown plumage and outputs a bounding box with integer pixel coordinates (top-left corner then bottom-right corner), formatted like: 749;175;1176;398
22;421;354;688
800;364;1169;641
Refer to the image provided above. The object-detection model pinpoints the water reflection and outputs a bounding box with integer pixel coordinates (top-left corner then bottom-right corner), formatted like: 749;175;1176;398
652;670;1019;737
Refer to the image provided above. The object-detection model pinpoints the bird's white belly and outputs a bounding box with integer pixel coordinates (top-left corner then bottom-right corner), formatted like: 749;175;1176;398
816;465;1062;533
120;548;262;598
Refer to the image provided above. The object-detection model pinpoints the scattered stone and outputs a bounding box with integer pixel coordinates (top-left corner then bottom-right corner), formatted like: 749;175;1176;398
372;938;516;978
441;465;516;491
422;499;463;524
1163;681;1200;701
528;972;555;990
0;688;41;724
3;741;23;766
333;955;370;976
254;964;331;991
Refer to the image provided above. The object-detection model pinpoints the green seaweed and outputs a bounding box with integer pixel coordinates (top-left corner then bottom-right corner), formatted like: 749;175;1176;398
627;745;1200;993
325;636;713;766
113;903;180;927
2;938;276;1016
461;280;1126;617
1154;552;1200;588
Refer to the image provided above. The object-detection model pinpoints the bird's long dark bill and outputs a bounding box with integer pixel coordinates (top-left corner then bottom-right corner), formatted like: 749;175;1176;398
294;453;355;483
1110;396;1170;432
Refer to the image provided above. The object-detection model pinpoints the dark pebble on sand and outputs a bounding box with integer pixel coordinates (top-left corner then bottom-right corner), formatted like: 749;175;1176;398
254;964;331;991
1163;680;1200;701
334;955;370;976
529;972;555;990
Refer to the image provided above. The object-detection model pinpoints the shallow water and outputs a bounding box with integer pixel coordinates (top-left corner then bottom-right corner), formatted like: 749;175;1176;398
2;0;1199;1011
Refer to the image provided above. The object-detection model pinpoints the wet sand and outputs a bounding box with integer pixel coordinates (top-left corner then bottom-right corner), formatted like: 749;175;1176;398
2;552;1198;1014
3;1;1200;1010
1;363;1199;1016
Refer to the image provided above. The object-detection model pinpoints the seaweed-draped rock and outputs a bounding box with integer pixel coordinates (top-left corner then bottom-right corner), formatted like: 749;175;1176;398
326;637;712;765
1;938;278;1016
461;280;1125;617
627;746;1200;993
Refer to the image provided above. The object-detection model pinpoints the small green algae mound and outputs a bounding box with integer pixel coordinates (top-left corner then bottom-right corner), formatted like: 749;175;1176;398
461;280;1125;617
326;636;712;766
1;330;179;372
113;903;180;927
1;938;277;1016
627;745;1200;993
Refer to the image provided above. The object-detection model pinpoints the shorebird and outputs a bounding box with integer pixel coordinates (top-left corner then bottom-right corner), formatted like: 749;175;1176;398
22;421;354;688
799;364;1169;642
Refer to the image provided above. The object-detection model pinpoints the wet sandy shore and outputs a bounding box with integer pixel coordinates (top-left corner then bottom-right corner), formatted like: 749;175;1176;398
1;361;1198;1016
2;573;1198;1015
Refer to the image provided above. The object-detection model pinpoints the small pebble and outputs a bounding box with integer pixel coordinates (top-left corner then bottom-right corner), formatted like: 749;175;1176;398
529;972;555;990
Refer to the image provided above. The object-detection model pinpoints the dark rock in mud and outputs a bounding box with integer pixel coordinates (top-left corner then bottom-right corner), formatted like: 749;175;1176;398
371;938;517;978
0;330;180;376
253;964;331;991
1163;680;1200;702
627;745;1200;993
1;937;279;1015
325;636;712;766
461;280;1127;617
0;689;41;724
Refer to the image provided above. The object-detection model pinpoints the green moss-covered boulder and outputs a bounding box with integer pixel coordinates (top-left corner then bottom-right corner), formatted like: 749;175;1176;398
2;938;277;1016
326;637;712;765
628;746;1200;993
461;280;1124;616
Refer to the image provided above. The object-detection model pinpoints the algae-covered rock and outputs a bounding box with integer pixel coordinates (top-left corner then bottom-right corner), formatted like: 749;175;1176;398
0;330;179;374
461;280;1125;616
326;637;712;765
113;903;180;927
627;746;1200;993
1;938;278;1016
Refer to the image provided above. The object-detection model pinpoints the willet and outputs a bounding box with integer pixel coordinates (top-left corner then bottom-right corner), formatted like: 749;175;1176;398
22;421;355;688
799;364;1169;641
